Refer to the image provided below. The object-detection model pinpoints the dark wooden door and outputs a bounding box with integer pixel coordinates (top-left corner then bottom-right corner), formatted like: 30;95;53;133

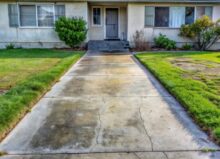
106;8;118;39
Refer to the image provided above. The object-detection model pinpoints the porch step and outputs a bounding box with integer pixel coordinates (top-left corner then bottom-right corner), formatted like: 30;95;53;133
88;40;130;52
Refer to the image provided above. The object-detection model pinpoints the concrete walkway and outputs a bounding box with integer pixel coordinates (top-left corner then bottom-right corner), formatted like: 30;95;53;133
0;52;219;159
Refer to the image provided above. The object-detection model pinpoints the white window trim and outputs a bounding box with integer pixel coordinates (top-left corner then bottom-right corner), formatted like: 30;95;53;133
92;6;102;27
144;5;213;29
16;3;65;28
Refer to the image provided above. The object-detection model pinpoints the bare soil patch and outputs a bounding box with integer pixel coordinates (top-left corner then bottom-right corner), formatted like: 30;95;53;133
171;58;220;76
0;89;8;95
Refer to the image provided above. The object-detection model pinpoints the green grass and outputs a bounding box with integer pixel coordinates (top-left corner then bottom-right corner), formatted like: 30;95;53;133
135;52;220;144
0;49;84;140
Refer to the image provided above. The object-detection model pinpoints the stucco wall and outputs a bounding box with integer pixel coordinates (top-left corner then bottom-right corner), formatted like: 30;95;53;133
0;2;88;48
88;5;127;40
127;3;220;49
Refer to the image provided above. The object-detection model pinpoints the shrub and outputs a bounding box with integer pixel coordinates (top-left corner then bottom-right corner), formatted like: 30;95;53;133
132;30;150;51
182;43;193;50
6;43;15;49
55;17;87;48
179;16;220;50
154;34;176;50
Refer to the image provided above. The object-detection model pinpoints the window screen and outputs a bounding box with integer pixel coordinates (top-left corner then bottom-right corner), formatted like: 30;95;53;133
20;5;36;27
37;5;54;27
155;7;169;27
93;8;101;25
55;5;65;21
8;4;19;27
185;7;195;24
145;7;155;26
196;6;213;19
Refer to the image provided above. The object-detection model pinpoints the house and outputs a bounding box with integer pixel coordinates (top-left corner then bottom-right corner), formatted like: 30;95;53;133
0;0;220;49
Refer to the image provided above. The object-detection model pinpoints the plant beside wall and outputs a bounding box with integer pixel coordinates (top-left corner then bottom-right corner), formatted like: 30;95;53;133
154;34;176;50
5;43;15;50
182;43;193;50
132;30;150;51
55;17;87;48
179;16;220;51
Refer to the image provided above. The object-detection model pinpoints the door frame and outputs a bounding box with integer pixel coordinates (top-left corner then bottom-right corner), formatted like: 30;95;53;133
104;7;120;39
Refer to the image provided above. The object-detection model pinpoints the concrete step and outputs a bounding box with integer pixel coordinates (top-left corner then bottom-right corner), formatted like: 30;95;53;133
88;40;130;52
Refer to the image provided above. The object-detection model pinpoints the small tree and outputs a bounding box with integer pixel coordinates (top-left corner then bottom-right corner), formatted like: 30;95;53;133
179;16;220;50
55;17;87;48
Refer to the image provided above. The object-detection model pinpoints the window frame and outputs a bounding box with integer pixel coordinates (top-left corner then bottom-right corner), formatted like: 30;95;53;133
92;6;102;27
11;3;65;28
196;6;213;20
144;5;213;29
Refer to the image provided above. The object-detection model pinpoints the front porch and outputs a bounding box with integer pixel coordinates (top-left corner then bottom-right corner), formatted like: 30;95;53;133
88;3;128;41
87;40;130;52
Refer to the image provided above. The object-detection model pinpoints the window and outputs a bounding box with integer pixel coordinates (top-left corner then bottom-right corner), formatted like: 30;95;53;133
93;7;101;25
8;4;19;27
37;5;54;27
145;7;155;26
155;7;169;27
185;7;195;24
20;5;36;27
196;6;213;19
8;4;65;27
169;7;185;28
55;5;65;21
144;6;213;28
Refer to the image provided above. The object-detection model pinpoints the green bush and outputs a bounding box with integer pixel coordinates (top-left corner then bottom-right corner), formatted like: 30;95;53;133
179;16;220;50
154;34;176;50
55;17;87;48
6;43;15;50
182;43;193;50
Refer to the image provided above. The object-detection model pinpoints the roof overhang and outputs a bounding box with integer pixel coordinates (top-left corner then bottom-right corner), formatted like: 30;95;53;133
1;0;220;3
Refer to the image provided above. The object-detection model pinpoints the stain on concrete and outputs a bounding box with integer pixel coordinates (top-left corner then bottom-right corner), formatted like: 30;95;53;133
30;99;99;149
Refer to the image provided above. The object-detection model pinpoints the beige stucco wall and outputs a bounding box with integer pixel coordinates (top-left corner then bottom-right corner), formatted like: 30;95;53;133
127;3;220;49
88;5;127;40
0;2;88;48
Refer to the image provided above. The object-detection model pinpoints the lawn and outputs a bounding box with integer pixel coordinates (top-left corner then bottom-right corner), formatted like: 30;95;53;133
135;52;220;144
0;49;84;140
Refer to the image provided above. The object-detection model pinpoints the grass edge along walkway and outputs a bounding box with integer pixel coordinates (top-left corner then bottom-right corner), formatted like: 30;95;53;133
135;53;220;145
0;51;84;142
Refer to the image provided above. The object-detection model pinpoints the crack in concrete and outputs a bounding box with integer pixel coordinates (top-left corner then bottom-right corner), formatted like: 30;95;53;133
133;152;142;159
90;97;105;152
96;110;102;145
139;99;154;151
163;152;169;159
134;152;142;159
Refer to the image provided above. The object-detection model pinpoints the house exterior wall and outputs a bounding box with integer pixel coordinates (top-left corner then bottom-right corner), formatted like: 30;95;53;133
88;5;127;40
1;1;220;49
0;2;88;48
127;3;220;49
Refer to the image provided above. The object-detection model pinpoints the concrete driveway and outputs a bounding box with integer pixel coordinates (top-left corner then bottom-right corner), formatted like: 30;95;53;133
0;51;219;159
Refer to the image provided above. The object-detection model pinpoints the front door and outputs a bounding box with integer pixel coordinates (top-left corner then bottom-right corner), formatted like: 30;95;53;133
106;8;118;39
